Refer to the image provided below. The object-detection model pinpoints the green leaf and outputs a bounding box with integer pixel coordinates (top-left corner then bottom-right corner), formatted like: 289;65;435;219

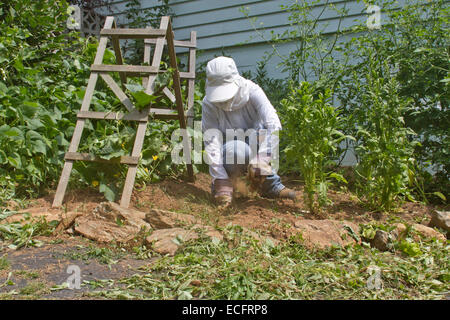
125;83;157;109
328;172;348;184
31;139;46;154
432;192;446;201
7;153;21;168
99;183;116;202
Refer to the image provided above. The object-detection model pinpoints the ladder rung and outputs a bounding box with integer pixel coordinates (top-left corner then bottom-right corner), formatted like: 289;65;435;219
144;38;196;48
150;108;179;120
91;64;159;74
179;72;195;79
100;28;166;39
77;111;148;122
65;152;140;165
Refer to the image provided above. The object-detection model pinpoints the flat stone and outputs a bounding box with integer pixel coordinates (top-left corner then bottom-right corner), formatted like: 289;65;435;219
429;210;450;235
93;202;151;231
412;223;446;241
3;207;60;224
392;222;446;241
293;220;360;249
145;226;224;256
144;208;200;229
145;228;200;256
74;217;138;243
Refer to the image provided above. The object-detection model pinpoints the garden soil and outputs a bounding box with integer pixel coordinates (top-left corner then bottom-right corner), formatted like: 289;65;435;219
1;172;448;299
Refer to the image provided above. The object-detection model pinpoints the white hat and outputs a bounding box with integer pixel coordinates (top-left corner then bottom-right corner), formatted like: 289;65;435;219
205;56;240;103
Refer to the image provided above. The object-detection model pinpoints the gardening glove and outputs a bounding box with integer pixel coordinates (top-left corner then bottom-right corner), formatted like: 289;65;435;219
247;156;272;192
213;178;233;208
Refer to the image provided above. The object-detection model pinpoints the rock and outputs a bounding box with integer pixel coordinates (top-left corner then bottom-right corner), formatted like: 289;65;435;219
391;223;407;239
145;228;200;256
412;223;446;241
4;207;60;224
370;230;393;251
292;220;360;249
95;202;151;230
54;211;83;233
191;224;224;242
145;226;223;256
73;203;151;243
429;210;450;235
392;222;445;241
145;208;201;229
94;202;150;230
74;216;138;243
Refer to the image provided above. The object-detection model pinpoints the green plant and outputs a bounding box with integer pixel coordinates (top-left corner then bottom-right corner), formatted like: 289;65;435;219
336;0;450;203
352;59;418;212
0;210;57;250
241;0;349;85
281;82;353;213
0;256;10;270
0;0;202;203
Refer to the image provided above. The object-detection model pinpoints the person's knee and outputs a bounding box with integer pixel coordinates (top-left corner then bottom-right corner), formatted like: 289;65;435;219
222;140;251;177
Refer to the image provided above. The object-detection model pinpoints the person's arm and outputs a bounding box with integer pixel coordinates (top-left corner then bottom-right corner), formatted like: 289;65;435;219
201;99;229;181
249;84;282;170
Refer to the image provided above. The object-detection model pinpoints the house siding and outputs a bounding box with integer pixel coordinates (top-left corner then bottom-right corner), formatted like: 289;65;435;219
94;0;373;78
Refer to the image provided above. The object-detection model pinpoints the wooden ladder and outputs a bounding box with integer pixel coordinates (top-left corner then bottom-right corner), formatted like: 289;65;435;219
52;16;196;208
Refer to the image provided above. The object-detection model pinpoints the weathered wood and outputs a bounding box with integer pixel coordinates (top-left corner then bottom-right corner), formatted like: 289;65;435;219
142;28;152;88
162;87;176;103
77;111;148;122
100;28;166;38
166;20;194;181
111;20;127;87
120;16;170;208
91;64;159;74
144;38;196;48
186;31;197;128
65;152;140;165
99;73;134;112
179;72;195;79
53;16;114;208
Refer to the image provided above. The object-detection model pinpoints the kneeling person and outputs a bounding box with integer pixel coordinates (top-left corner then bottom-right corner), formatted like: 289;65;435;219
201;56;296;206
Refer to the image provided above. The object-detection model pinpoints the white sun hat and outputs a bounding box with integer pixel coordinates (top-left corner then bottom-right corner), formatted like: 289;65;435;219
205;56;240;103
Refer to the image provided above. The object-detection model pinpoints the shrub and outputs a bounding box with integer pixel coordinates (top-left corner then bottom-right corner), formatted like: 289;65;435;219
281;82;352;213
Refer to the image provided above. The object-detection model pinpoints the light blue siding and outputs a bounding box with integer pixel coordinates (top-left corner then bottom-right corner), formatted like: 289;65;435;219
94;0;372;78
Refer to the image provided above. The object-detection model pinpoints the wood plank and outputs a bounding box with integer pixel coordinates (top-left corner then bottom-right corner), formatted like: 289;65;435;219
99;73;134;112
144;38;196;48
144;17;169;94
65;152;140;165
77;110;148;122
120;122;148;208
111;19;127;87
91;64;159;74
179;72;195;79
166;20;194;181
142;28;152;89
162;87;176;103
186;31;197;128
53;161;74;207
100;28;166;38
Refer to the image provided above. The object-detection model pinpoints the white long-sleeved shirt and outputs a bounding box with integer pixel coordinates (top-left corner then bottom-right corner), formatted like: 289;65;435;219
201;80;282;180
